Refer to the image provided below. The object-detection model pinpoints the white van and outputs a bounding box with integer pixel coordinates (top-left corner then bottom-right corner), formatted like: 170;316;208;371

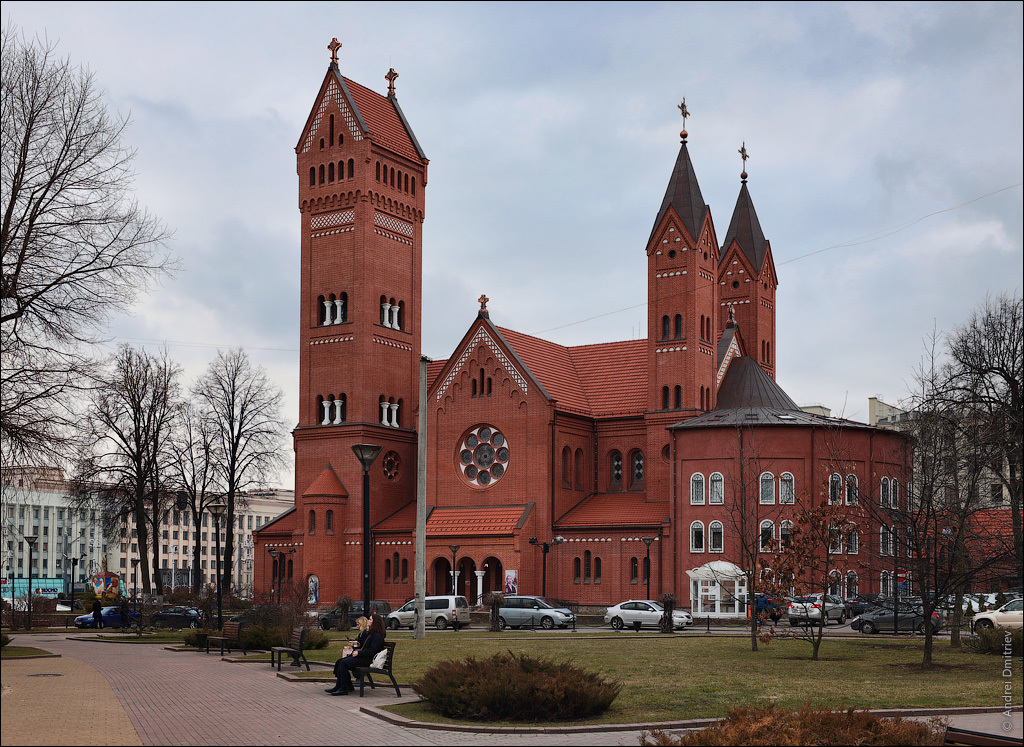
386;595;470;630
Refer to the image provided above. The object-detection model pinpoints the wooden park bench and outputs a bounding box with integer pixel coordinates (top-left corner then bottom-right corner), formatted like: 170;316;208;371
270;628;309;671
354;641;400;697
205;621;247;656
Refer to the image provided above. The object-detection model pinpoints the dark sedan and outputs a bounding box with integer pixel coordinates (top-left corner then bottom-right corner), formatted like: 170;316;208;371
851;603;942;634
73;606;141;629
318;600;392;630
149;606;201;629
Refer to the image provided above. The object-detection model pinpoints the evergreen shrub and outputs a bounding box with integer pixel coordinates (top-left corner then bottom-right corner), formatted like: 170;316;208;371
965;627;1022;657
413;651;620;721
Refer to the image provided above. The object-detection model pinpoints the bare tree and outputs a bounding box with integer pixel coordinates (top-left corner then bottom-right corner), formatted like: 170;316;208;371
945;293;1022;589
74;345;181;594
193;348;286;594
167;401;220;593
1;23;173;464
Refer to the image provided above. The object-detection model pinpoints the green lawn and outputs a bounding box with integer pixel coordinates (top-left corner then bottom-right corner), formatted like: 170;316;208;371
1;646;54;658
297;632;1015;725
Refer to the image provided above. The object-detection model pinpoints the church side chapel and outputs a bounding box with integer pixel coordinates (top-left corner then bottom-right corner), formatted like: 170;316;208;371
254;39;911;616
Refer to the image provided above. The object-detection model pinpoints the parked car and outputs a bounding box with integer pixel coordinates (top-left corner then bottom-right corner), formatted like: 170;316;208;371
386;595;470;630
318;600;393;630
787;593;848;626
845;595;881;617
973;599;1024;631
229;604;287;628
149;606;201;629
73;605;141;629
604;600;692;630
498;596;576;629
852;602;943;634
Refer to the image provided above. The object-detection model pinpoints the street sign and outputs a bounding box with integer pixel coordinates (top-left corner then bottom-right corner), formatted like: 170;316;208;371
895;569;908;582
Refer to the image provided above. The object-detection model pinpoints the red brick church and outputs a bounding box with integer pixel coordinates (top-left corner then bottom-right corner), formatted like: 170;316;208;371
254;41;911;615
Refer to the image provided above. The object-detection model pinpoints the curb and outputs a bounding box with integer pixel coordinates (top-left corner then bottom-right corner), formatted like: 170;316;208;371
356;705;1024;735
0;653;62;660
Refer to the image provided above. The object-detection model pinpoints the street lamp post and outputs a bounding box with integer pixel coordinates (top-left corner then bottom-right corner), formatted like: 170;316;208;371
892;518;900;636
209;503;228;631
131;556;141;612
69;554;84;609
352;444;383;619
24;534;38;630
268;548;279;601
641;537;656;600
448;545;460;595
529;536;565;598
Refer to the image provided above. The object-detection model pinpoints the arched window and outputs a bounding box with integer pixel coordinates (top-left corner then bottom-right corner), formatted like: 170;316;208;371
759;520;775;552
662;316;670;340
329;114;334;146
891;478;900;509
700;315;705;340
328;162;335;182
393;553;400;582
829;473;842;504
630;557;638;584
397;169;402;189
829;525;842;554
780;520;792;549
709;521;724;552
338;160;345;180
846;571;858;598
574;449;584;490
390;166;395;186
287;559;293;579
880;570;891;597
309;167;316;187
674;314;682;339
690;473;705;504
348;159;355;178
674;385;682;410
880;525;892;556
847;528;859;554
319;164;325;184
642;554;650;584
375;161;381;181
584;550;592;583
610;451;623;490
710;472;724;504
846;474;859;505
401;559;408;583
573;557;581;584
308;510;316;535
690;521;705;552
326;510;334;535
662;386;669;410
780;473;795;504
829;570;842;596
411;176;416;196
319;137;324;150
384;558;391;583
880;477;890;507
594;557;601;584
760;472;775;504
561;446;570;488
629;450;644;490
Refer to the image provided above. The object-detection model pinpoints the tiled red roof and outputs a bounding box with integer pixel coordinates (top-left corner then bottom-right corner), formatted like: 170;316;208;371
426;505;530;536
343;76;422;163
499;328;647;418
374;502;416;533
557;493;669;527
303;465;348;498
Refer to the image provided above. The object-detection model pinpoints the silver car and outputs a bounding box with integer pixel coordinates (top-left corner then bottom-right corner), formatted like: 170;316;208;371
605;600;692;630
386;595;469;630
498;596;575;629
787;593;848;626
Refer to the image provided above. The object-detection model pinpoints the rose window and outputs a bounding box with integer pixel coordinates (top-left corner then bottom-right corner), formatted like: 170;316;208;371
457;425;509;487
382;450;401;480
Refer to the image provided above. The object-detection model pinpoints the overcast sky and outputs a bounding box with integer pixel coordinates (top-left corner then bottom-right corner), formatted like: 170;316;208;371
5;2;1022;488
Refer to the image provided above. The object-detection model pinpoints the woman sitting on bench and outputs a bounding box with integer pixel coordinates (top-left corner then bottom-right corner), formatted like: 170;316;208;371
326;615;385;696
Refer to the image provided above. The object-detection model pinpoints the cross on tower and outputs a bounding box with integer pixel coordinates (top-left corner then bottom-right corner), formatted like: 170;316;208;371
327;37;342;66
677;98;690;128
739;141;749;181
478;294;489;311
385;67;399;97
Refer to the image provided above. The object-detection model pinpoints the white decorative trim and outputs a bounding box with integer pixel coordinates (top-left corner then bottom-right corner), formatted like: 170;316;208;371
655;346;687;353
300;77;363;153
373;229;413;246
310;336;354;346
374;337;413;352
311;226;355;239
374;211;414;237
436;327;527;401
717;336;742;385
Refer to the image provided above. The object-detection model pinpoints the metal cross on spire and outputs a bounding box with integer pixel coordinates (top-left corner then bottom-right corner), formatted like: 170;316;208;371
478;294;489;311
385;67;399;97
739;141;749;182
327;37;342;66
677;98;690;141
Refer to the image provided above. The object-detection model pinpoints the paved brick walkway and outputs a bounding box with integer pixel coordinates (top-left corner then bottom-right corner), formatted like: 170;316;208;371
2;631;1020;746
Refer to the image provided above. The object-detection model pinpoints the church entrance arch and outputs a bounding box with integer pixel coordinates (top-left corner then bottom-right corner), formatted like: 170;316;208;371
456;557;477;603
431;558;451;595
481;556;504;600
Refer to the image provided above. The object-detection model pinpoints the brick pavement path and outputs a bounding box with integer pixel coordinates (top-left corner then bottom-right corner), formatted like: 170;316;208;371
1;633;639;746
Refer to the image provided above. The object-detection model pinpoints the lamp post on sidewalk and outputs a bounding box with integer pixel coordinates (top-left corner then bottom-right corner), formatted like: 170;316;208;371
642;537;656;600
528;536;565;598
352;444;383;618
25;534;38;629
209;503;227;631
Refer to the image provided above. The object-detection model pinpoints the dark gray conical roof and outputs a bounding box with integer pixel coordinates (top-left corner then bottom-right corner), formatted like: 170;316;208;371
721;180;768;272
649;140;707;243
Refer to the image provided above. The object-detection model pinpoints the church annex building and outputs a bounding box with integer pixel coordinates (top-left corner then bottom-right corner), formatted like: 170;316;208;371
253;42;912;616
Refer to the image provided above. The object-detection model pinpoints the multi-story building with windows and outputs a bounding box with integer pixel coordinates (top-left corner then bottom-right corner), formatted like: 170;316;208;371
2;466;292;600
